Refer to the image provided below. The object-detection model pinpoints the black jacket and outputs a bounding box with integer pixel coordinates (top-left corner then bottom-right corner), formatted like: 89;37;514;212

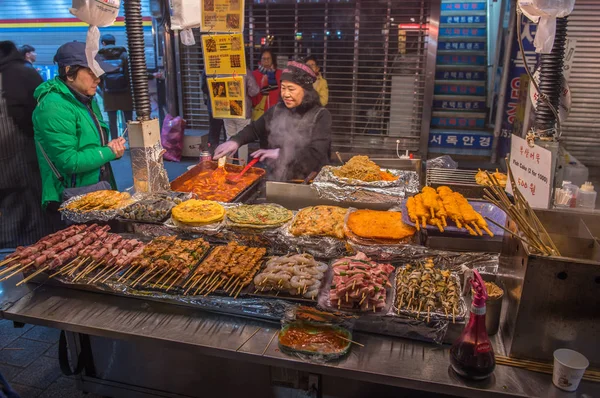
0;41;54;247
231;101;332;181
98;45;133;112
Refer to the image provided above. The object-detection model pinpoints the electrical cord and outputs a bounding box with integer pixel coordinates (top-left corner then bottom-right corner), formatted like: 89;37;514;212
516;6;562;139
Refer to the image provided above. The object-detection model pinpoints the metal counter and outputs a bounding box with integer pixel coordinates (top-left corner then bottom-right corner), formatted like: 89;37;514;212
1;277;597;398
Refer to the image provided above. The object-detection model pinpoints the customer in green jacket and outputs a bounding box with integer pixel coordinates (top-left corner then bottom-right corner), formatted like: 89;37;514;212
33;41;126;210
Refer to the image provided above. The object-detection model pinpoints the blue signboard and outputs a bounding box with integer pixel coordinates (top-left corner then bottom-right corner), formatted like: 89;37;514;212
441;15;487;24
435;70;486;81
440;41;485;51
429;131;492;150
440;27;487;37
435;84;486;96
437;55;486;66
433;99;487;111
497;20;538;160
442;2;486;12
431;117;486;129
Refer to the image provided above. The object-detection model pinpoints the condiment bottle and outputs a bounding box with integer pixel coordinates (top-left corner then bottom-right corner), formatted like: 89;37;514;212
560;180;579;208
577;182;597;210
450;270;495;380
199;150;212;163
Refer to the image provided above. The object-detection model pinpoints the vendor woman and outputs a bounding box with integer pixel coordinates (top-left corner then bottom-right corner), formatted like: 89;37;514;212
213;61;332;181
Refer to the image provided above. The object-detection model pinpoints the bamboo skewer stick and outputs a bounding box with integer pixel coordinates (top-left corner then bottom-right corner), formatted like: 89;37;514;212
160;270;178;289
131;269;153;286
261;330;279;356
234;282;245;299
0;262;34;282
152;269;172;287
0;262;25;277
0;257;19;267
495;355;600;382
101;267;123;283
236;328;261;352
182;274;199;289
165;275;182;292
184;277;201;295
120;265;140;282
89;265;113;283
16;266;49;286
49;262;79;279
337;335;364;347
67;257;88;277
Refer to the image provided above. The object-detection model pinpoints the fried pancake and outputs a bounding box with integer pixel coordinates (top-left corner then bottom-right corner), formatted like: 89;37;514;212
172;200;225;225
346;210;416;240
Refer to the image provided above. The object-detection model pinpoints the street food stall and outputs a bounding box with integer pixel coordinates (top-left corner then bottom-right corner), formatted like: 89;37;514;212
1;153;599;398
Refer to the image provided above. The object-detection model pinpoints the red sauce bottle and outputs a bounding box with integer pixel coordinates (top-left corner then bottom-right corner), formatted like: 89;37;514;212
450;270;495;380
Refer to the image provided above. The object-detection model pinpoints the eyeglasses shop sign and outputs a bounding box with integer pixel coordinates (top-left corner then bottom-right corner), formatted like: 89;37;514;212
506;134;552;209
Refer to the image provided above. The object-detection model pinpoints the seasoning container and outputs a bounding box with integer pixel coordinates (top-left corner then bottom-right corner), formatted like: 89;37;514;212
199;150;212;163
577;181;597;210
450;270;495;380
555;180;579;208
483;281;504;336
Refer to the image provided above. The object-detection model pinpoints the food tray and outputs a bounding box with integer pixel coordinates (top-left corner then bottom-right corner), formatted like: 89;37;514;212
170;160;265;203
60;193;133;223
392;268;467;323
402;199;507;237
318;259;395;316
343;208;419;246
278;322;352;361
248;258;331;304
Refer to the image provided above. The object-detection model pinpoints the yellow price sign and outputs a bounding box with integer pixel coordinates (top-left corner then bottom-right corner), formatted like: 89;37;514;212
208;76;246;119
201;0;244;33
202;34;247;75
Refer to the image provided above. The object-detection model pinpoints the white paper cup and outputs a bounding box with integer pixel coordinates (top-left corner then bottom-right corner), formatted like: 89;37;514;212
552;349;589;392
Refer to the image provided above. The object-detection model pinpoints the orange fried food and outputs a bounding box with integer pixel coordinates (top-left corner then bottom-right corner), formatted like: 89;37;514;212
347;210;416;240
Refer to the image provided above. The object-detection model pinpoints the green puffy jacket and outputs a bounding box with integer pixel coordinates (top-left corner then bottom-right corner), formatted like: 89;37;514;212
33;77;116;208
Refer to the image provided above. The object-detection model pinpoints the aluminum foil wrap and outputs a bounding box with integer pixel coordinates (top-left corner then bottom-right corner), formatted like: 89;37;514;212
60;192;135;223
163;202;241;236
311;166;420;203
272;226;348;258
130;143;170;193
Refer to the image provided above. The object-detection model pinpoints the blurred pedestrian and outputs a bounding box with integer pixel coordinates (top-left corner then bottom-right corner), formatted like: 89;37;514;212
18;44;36;68
305;55;328;106
251;49;282;120
98;34;134;140
0;41;54;246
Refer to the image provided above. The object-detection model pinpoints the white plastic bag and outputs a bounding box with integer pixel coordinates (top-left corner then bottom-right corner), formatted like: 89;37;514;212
171;0;202;30
70;0;121;76
518;0;575;53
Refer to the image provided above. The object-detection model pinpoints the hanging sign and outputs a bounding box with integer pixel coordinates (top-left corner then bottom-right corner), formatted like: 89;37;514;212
202;33;246;75
208;76;246;119
200;0;244;33
506;134;553;209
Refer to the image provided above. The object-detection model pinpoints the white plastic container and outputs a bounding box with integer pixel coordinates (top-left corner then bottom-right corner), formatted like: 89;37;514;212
555;180;579;208
577;182;597;210
553;349;589;392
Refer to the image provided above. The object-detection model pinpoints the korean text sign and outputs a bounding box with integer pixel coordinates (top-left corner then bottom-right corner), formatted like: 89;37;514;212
506;135;552;209
201;0;244;33
208;76;246;119
202;33;246;75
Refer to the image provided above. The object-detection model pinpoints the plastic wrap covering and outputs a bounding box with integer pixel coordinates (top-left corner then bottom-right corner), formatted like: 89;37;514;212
426;155;458;169
355;313;448;345
311;166;420;203
278;307;356;363
130;143;170;193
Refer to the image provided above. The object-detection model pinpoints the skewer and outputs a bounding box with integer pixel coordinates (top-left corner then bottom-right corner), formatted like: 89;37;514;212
49;262;80;279
359;293;367;305
131;268;153;286
337;335;364;347
101;267;123;283
77;262;103;282
194;274;214;296
222;276;235;291
261;330;279;356
75;260;97;279
236;328;261;352
0;257;19;267
160;270;179;289
67;257;88;277
120;265;140;282
0;262;25;277
16;266;49;286
165;275;182;292
0;262;34;282
227;279;240;296
183;273;199;289
184;276;202;295
234;282;245;299
203;278;220;296
151;269;172;287
89;265;114;283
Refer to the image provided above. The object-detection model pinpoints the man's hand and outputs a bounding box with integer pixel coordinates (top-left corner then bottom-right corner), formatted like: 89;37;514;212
107;137;126;159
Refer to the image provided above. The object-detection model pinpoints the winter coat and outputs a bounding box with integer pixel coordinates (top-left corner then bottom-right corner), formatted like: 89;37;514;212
252;68;282;114
313;74;329;107
231;102;332;181
0;41;54;247
33;77;117;208
98;45;133;112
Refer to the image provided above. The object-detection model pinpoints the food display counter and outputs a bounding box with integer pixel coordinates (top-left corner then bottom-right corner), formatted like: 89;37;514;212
1;158;598;398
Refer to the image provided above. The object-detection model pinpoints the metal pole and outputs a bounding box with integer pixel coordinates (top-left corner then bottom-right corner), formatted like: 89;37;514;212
123;0;151;120
173;30;184;119
491;0;516;163
381;0;391;134
162;28;178;116
418;0;440;158
323;0;329;72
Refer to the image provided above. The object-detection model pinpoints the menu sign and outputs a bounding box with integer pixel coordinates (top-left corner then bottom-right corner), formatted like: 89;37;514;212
506;134;553;209
208;76;246;119
201;0;244;33
201;34;246;75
